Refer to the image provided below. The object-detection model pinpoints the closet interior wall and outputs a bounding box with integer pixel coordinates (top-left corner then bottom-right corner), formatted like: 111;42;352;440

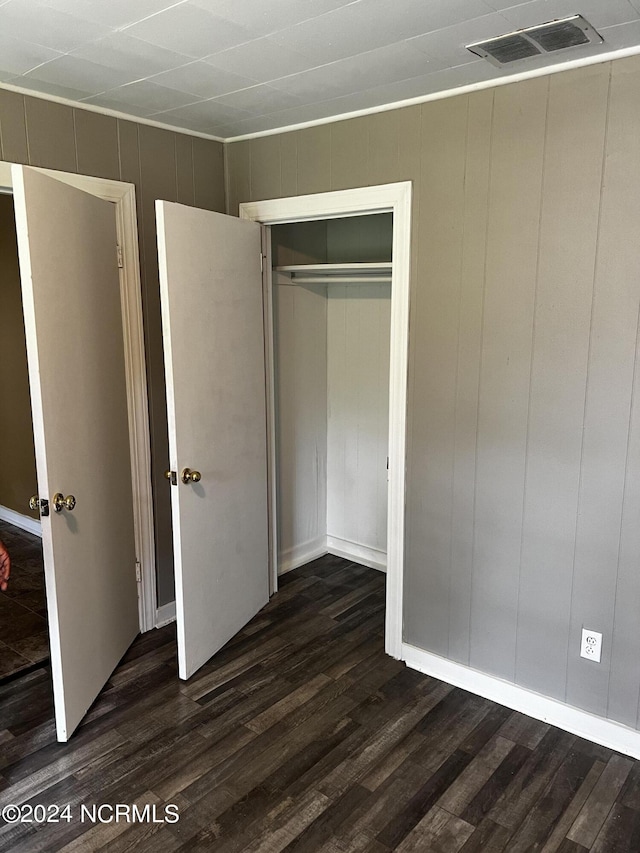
271;214;393;574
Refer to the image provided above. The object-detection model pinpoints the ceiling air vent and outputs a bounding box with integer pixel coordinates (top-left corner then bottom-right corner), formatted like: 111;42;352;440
466;15;603;67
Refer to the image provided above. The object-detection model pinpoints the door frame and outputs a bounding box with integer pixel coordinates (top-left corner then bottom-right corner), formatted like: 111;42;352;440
0;161;157;633
240;181;412;660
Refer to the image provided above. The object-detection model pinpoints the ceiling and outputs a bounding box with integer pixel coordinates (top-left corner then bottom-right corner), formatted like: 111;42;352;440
1;0;640;140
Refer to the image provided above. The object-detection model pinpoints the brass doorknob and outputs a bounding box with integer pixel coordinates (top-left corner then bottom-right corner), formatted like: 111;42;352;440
53;493;76;513
181;468;202;484
29;495;50;517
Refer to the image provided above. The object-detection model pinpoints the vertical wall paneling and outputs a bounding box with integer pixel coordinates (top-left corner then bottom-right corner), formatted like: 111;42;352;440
326;289;348;545
274;283;328;566
0;195;37;516
226;56;640;734
326;214;392;263
0;89;28;164
610;76;640;731
516;65;609;699
138;126;179;607
613;319;640;729
280;132;298;199
251;134;282;201
193;136;225;212
117;120;141;187
404;95;469;657
24;99;77;173
175;134;195;206
271;221;327;267
395;106;422;183
330;117;370;191
566;56;640;719
326;284;391;559
74;110;120;181
117;120;144;285
448;89;493;665
296;125;331;196
368;110;400;186
470;79;547;680
0;91;226;611
225;139;250;216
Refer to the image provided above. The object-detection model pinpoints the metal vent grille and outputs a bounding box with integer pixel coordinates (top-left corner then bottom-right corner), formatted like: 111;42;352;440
467;15;602;67
527;20;590;52
477;33;541;64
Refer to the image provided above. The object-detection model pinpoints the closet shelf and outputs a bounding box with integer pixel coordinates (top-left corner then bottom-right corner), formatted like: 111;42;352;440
274;262;392;285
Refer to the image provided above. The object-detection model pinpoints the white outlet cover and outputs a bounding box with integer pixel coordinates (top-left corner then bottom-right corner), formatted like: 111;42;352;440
581;628;602;663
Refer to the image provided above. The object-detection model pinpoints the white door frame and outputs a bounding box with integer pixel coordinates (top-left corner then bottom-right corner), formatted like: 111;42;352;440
0;161;157;634
240;182;412;660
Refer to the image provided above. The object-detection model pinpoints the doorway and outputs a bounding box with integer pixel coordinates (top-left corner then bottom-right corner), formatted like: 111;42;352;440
0;163;156;740
270;213;392;576
0;191;48;679
0;162;155;633
153;183;410;682
240;182;412;659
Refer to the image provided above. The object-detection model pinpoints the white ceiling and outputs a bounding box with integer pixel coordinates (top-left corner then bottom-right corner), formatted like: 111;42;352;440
1;0;640;140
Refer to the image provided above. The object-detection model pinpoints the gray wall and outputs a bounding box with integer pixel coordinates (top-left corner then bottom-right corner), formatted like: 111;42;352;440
0;90;226;606
326;213;392;263
226;55;640;730
0;194;37;517
271;214;392;266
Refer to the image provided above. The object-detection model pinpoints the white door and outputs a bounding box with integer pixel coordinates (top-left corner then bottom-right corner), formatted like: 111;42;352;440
12;165;139;742
156;202;269;680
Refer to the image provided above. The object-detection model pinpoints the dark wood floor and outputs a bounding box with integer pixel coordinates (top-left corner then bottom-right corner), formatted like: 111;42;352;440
1;555;639;852
0;520;48;680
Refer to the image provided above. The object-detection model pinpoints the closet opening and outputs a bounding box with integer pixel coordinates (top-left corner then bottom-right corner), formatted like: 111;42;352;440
271;213;392;580
0;191;49;682
240;182;412;659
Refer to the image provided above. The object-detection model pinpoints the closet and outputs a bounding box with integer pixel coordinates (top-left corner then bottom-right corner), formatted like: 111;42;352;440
271;213;393;576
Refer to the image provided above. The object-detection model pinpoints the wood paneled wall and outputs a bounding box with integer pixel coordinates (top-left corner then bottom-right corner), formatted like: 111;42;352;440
0;194;37;518
0;91;225;606
273;282;390;569
326;214;392;263
226;56;640;730
273;283;328;567
326;284;390;561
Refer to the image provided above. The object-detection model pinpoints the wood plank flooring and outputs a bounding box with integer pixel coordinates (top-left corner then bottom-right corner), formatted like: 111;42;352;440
1;555;639;851
0;520;48;680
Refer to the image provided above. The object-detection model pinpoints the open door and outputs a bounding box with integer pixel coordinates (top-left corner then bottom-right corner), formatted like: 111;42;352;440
156;202;269;680
12;165;139;741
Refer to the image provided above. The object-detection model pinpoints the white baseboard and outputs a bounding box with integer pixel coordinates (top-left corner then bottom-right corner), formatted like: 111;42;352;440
326;535;387;573
155;600;176;628
402;642;640;761
278;535;388;575
278;536;327;575
0;505;42;537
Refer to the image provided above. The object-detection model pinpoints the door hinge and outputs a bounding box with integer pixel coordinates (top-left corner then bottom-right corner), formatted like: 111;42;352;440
135;561;142;583
116;243;124;269
260;252;264;273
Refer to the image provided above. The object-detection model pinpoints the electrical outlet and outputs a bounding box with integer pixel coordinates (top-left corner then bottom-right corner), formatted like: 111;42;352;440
580;629;602;663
